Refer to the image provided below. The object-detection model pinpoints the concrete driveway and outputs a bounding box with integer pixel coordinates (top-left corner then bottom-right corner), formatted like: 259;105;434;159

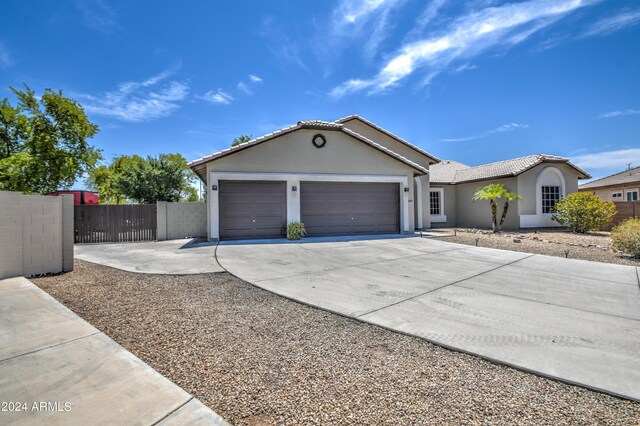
217;236;640;401
75;239;223;274
0;276;228;425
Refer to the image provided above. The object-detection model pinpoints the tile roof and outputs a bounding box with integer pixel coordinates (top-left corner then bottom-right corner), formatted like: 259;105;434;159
335;114;440;163
430;155;590;184
579;166;640;189
187;120;428;181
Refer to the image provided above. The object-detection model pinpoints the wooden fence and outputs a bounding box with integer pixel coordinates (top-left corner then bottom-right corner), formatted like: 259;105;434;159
74;204;157;243
608;201;640;230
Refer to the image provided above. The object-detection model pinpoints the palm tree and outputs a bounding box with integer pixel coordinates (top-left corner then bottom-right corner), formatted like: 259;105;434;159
472;184;521;232
499;191;522;229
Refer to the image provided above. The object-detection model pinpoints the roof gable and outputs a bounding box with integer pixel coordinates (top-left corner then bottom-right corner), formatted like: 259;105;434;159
188;120;428;181
335;115;440;164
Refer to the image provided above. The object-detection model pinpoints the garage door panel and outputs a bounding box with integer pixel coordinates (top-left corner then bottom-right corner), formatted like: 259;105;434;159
301;181;399;237
219;181;286;240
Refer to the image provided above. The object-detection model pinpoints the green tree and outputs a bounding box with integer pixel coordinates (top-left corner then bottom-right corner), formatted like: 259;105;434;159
231;134;252;147
472;183;522;232
87;153;198;204
0;85;101;193
552;192;616;233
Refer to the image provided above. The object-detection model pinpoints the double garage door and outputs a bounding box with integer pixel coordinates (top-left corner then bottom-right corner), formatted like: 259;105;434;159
219;181;399;240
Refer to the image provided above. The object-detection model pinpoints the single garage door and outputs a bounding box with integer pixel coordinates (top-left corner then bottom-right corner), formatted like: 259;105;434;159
219;181;286;240
301;182;399;236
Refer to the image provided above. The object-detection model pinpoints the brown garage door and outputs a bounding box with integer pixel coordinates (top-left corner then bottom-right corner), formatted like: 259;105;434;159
301;182;399;236
219;181;286;240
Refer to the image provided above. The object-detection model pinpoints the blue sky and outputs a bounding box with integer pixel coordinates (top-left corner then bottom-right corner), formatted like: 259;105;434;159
1;0;640;186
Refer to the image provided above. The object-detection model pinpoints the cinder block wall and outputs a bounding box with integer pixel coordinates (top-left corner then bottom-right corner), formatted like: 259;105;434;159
157;201;207;240
0;191;74;279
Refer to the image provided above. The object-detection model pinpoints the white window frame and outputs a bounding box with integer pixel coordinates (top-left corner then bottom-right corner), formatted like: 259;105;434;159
429;188;447;223
535;167;566;216
626;190;638;201
541;185;561;214
521;166;566;228
612;191;623;200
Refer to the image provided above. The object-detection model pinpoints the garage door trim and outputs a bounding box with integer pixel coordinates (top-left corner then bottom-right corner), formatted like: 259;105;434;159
210;172;411;240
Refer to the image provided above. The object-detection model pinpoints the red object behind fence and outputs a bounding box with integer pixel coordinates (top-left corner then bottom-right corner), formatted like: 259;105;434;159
51;190;99;205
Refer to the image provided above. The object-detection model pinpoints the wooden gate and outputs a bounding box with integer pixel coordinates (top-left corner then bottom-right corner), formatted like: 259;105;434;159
74;205;157;243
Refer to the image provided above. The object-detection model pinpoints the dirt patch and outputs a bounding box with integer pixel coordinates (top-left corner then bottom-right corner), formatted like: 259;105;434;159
432;228;640;266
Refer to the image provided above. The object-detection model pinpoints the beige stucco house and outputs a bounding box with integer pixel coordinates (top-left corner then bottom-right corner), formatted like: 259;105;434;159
429;156;590;229
188;115;590;240
578;166;640;202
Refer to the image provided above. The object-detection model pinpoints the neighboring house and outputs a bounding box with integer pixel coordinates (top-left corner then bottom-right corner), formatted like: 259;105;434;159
188;116;589;240
578;166;640;202
429;156;590;229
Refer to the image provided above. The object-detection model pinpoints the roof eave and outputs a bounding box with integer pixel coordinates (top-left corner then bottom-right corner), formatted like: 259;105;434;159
188;123;428;179
336;115;440;164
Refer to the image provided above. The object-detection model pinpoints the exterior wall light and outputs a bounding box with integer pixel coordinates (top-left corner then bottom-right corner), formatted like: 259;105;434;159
404;187;410;192
292;186;298;191
212;184;218;191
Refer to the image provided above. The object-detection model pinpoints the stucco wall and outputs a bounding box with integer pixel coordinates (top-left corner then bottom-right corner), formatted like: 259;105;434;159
157;201;207;240
454;178;520;230
341;119;433;167
517;162;580;215
0;191;73;279
415;175;431;229
430;184;457;227
581;185;640;202
206;129;420;235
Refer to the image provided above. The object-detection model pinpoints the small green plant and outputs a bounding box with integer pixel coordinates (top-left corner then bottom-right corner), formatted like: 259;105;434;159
472;183;521;232
552;192;616;233
611;218;640;258
287;221;307;240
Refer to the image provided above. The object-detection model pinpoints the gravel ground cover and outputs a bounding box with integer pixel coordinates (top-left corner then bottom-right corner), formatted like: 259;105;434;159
431;228;639;266
33;260;640;425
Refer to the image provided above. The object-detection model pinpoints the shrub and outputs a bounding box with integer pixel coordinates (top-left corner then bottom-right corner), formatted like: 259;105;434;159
611;219;640;258
552;192;616;233
286;221;307;240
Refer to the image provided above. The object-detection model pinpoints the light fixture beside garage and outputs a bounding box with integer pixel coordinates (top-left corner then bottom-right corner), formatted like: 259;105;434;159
212;184;218;191
312;134;326;148
292;186;297;191
404;187;409;192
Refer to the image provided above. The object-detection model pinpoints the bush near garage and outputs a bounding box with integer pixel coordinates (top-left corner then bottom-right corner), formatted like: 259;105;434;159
552;192;616;233
611;218;640;258
287;221;307;240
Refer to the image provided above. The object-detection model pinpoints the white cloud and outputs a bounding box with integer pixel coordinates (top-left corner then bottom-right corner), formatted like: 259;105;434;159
443;123;529;142
573;148;640;170
331;0;597;97
80;70;188;122
75;0;122;34
237;82;252;95
336;0;399;25
598;109;640;119
197;89;234;105
0;42;12;68
236;75;263;96
324;0;404;61
582;9;640;37
260;16;308;71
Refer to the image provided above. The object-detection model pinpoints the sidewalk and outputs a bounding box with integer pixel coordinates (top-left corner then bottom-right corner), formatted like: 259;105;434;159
0;276;229;425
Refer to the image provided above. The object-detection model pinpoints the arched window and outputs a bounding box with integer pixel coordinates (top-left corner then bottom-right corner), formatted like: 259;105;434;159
536;167;565;215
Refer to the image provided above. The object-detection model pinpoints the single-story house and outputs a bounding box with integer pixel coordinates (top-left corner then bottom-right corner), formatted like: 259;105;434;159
578;166;640;202
429;155;590;229
188;115;590;240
